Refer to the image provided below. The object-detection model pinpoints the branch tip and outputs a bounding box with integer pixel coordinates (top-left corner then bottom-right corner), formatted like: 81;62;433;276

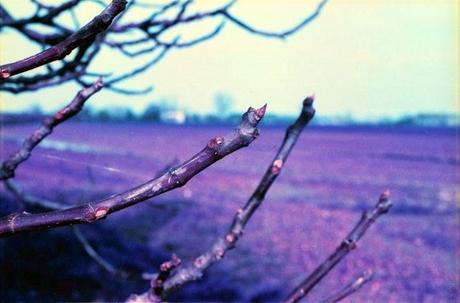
377;190;392;213
255;103;267;119
303;94;315;106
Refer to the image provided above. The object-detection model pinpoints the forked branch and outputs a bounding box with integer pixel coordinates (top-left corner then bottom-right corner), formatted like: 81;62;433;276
128;95;315;301
0;105;266;237
284;192;392;303
1;0;328;93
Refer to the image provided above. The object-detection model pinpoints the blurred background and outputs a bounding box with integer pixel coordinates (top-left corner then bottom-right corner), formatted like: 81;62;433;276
0;0;459;302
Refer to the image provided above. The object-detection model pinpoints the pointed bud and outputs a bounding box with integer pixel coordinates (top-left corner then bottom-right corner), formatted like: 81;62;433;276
255;103;267;120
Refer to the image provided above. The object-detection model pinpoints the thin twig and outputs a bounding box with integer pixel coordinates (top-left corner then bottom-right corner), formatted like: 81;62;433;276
1;0;327;93
128;96;315;301
318;270;373;303
284;192;392;303
72;225;121;275
0;0;79;28
0;78;103;179
3;179;67;210
0;104;267;237
222;0;328;39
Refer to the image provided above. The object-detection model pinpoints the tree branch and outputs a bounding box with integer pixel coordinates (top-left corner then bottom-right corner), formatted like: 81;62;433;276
0;4;69;45
3;179;122;275
0;0;126;79
1;38;104;94
1;0;327;93
0;104;266;237
3;179;67;210
72;225;122;275
128;96;315;301
0;0;79;28
284;192;392;303
222;0;328;39
0;78;104;180
318;270;373;303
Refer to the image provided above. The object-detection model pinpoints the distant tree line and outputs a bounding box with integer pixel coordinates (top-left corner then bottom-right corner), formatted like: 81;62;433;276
3;103;457;128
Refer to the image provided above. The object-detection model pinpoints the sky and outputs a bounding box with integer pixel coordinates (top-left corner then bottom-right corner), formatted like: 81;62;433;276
0;0;459;120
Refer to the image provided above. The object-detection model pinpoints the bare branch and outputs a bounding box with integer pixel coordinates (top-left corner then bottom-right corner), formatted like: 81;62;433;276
284;192;392;303
72;225;122;275
222;0;328;39
0;105;266;237
0;4;69;45
1;0;327;93
0;0;126;79
111;0;328;40
318;270;373;303
128;96;315;301
0;0;79;28
1;38;104;94
3;179;67;210
0;79;103;179
3;179;122;275
105;43;172;86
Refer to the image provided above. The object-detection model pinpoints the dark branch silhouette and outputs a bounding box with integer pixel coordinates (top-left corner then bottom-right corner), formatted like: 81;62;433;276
128;95;315;301
0;0;328;93
284;192;392;303
0;0;79;28
0;0;126;78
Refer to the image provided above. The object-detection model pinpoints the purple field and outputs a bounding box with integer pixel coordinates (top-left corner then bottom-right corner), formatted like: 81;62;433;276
1;122;459;302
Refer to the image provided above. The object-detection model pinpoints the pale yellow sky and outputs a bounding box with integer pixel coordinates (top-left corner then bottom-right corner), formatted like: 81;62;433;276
0;0;459;119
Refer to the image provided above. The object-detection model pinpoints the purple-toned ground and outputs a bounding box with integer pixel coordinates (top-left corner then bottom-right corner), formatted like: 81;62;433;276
0;122;459;302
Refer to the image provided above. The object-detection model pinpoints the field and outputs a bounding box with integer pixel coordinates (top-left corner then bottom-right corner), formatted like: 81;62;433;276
0;121;459;302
